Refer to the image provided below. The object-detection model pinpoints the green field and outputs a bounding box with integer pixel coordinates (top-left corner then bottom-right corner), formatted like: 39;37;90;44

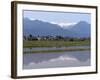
24;48;90;54
23;40;90;48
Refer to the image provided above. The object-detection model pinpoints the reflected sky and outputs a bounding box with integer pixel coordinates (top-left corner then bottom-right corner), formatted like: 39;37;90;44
23;51;90;69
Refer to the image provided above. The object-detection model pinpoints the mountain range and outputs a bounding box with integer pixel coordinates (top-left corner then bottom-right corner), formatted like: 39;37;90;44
23;18;90;38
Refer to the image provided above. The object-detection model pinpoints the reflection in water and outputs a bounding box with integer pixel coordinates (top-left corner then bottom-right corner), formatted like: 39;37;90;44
23;46;90;52
23;51;91;69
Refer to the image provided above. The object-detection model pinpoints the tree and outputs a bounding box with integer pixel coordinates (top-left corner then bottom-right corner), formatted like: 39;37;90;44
69;38;74;41
28;34;33;40
23;35;27;40
55;35;64;40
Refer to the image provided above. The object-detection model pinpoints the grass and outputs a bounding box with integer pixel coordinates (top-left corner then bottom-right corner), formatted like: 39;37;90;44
23;40;90;48
24;48;90;54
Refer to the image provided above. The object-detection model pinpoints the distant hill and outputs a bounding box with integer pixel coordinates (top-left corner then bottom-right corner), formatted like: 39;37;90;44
23;18;90;38
67;21;90;37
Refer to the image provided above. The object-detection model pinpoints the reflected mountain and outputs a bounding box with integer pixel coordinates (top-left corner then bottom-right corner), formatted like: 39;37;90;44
23;51;90;69
23;51;90;65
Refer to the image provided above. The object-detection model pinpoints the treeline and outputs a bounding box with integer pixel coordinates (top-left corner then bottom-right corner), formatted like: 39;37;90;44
23;34;90;41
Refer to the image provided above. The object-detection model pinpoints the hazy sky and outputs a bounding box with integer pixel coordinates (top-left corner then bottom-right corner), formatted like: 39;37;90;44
23;10;91;24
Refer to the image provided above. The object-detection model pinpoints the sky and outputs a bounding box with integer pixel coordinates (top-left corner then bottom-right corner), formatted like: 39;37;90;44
23;10;91;27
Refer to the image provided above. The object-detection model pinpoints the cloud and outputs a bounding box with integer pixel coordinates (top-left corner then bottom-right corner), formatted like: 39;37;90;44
49;21;77;28
26;18;77;28
49;21;77;26
59;22;77;26
28;18;35;21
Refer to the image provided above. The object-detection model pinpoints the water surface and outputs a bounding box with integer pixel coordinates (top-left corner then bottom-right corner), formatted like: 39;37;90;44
23;46;90;52
23;50;90;69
